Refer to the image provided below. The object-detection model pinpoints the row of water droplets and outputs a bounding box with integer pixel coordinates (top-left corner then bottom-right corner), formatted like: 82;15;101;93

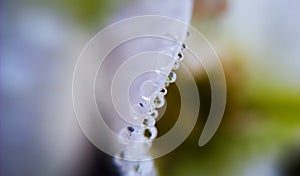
114;32;189;176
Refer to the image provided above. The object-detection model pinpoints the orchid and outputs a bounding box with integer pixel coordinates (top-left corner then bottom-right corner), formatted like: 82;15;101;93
104;0;194;175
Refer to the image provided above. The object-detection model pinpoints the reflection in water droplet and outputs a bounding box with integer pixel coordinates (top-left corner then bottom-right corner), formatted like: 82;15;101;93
134;163;140;172
181;43;186;50
118;126;145;144
177;52;184;62
166;71;177;83
160;88;167;95
186;31;191;38
149;109;158;119
144;127;157;140
150;92;165;108
173;61;180;70
142;116;156;127
127;126;135;132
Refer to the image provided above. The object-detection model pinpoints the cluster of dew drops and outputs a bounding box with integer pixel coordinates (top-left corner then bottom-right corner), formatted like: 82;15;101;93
114;32;189;176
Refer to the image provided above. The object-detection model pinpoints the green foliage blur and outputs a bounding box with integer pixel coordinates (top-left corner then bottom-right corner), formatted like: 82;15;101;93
10;0;299;175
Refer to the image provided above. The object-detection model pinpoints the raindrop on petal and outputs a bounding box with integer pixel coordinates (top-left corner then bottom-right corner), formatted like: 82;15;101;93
160;88;167;95
181;43;187;50
149;109;158;119
172;61;180;70
144;127;157;140
177;52;184;62
127;126;135;133
150;92;165;108
166;71;177;83
142;116;156;127
186;31;191;38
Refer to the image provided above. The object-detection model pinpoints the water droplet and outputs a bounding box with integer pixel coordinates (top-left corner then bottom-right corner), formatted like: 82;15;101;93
177;52;184;62
118;126;144;143
181;43;186;50
134;164;140;172
153;70;170;88
144;129;152;139
127;126;135;132
149;109;158;119
160;88;167;95
186;31;191;38
142;116;156;127
144;127;157;140
166;71;177;83
173;61;180;70
150;92;165;108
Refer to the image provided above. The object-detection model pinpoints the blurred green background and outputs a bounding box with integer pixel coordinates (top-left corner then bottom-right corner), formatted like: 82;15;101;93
2;0;300;176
